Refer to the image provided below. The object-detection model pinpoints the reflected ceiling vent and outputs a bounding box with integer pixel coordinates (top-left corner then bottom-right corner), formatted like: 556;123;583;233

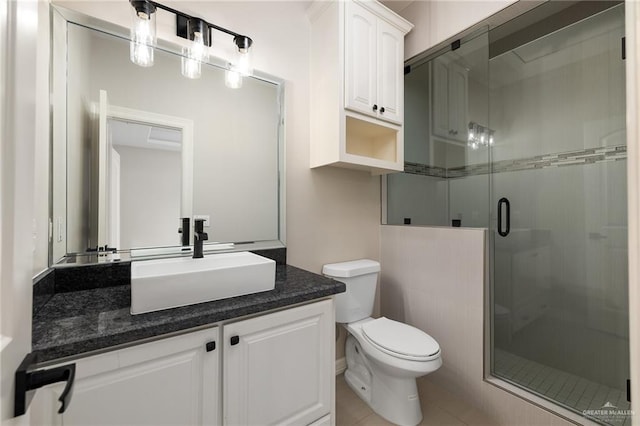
147;126;181;150
109;119;181;152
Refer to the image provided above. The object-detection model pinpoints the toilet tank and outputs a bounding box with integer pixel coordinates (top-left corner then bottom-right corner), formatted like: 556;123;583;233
322;259;380;323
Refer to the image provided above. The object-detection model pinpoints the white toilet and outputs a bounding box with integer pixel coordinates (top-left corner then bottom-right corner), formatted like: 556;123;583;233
323;259;442;426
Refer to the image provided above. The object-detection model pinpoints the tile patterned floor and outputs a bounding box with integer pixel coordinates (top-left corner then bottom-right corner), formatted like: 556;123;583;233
335;374;497;426
494;349;632;426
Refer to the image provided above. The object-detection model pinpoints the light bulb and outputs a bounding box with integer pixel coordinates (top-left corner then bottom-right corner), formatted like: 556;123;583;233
236;49;252;76
225;67;243;89
233;36;253;76
131;42;153;67
129;1;156;67
181;32;209;79
182;56;201;79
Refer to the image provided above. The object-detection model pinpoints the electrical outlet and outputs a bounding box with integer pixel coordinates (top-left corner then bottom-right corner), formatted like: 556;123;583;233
193;215;210;227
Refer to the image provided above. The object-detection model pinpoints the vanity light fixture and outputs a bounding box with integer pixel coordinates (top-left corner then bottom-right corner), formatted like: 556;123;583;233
468;121;495;150
128;0;254;85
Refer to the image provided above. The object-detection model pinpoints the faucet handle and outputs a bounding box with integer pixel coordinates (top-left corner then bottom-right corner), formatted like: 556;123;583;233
179;218;190;246
194;218;206;233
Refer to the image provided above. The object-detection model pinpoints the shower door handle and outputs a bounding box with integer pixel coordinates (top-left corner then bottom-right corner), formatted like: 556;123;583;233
497;197;510;237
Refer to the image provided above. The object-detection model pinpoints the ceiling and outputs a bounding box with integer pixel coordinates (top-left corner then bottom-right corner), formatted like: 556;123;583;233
380;0;414;14
108;119;182;152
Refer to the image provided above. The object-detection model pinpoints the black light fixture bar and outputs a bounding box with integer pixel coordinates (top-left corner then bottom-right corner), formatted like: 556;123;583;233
145;0;252;48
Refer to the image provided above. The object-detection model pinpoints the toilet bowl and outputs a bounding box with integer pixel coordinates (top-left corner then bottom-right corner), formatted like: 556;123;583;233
323;259;442;426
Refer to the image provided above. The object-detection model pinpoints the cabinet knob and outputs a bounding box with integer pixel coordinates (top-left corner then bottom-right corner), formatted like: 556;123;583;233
205;341;216;352
380;107;385;113
372;104;378;111
230;335;240;346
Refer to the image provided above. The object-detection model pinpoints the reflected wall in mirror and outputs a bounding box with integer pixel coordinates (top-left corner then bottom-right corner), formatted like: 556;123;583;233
52;9;284;263
102;101;193;251
110;118;183;249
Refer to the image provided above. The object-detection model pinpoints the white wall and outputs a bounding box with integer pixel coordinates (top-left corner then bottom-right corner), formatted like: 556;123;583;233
399;0;518;60
380;225;572;425
1;0;40;421
65;23;93;254
33;0;51;274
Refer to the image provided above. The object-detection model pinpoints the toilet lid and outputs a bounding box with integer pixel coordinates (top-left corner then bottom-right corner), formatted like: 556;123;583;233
361;317;440;361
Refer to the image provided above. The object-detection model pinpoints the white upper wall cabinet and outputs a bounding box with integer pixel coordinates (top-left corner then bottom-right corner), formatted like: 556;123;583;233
431;57;468;143
309;0;413;175
345;2;404;125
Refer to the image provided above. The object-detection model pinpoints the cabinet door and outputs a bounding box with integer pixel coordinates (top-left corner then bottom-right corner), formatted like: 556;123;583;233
31;327;220;426
224;299;333;426
431;58;451;139
344;1;378;117
376;19;404;125
448;61;469;142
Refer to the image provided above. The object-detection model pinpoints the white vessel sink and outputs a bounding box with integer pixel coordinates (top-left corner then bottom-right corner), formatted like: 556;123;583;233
131;251;276;314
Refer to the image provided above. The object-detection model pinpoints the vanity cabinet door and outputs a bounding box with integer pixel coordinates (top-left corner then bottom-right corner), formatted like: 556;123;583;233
344;1;404;125
376;19;404;125
431;57;469;143
431;57;451;140
344;0;378;117
447;62;469;141
31;327;220;426
223;299;334;426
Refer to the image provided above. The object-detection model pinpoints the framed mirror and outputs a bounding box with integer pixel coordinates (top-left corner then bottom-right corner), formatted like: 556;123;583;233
51;6;285;265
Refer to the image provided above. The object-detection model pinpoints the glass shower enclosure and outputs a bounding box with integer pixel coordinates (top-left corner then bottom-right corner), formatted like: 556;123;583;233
490;4;628;425
386;2;628;424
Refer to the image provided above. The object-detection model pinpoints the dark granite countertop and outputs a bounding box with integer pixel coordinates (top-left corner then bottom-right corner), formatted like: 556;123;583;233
33;265;344;363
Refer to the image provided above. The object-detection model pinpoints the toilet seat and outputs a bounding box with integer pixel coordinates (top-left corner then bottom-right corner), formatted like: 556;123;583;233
361;317;440;362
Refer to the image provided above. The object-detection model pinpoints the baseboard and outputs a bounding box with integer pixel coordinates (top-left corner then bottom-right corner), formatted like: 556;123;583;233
336;357;346;375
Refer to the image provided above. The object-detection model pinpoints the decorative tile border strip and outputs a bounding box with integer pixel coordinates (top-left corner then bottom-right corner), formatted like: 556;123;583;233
404;162;447;178
405;145;627;179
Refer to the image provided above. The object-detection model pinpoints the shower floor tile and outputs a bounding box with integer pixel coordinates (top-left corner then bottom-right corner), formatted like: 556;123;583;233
494;349;632;426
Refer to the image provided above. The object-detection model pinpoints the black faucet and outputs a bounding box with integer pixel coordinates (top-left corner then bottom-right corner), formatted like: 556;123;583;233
178;217;190;247
193;219;208;259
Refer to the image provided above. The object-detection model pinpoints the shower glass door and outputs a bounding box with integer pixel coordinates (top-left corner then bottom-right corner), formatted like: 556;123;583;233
489;3;629;425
